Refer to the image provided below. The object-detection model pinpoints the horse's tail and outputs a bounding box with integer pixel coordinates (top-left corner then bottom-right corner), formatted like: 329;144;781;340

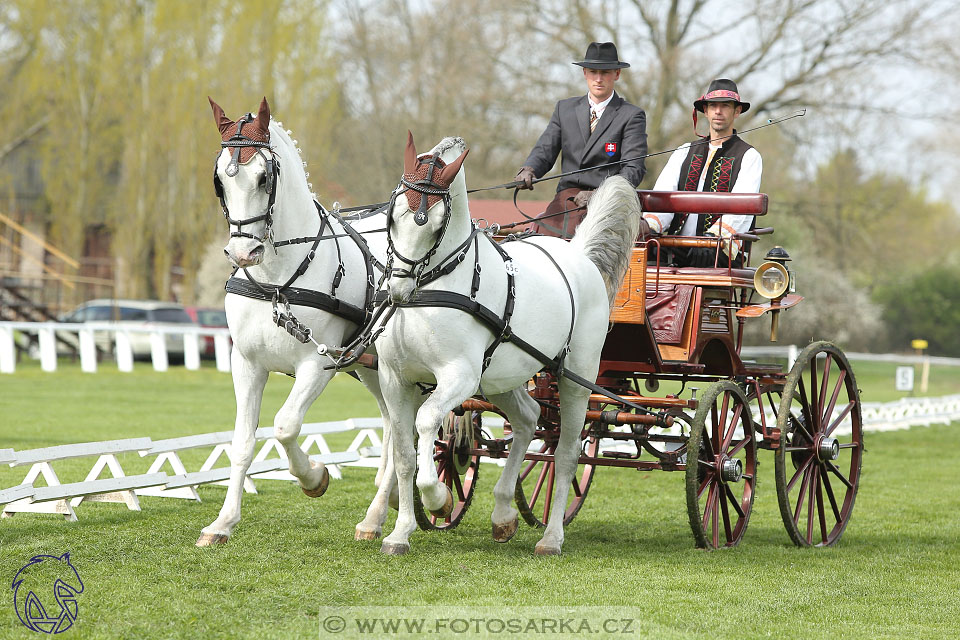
570;176;642;308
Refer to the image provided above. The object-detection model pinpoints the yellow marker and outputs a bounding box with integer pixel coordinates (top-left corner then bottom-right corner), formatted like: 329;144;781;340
911;339;928;350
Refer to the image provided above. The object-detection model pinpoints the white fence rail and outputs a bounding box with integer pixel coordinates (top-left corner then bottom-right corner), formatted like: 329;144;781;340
2;396;958;521
0;320;232;373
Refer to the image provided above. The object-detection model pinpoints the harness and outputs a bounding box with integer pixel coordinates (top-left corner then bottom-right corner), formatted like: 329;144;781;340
324;157;656;415
214;119;383;345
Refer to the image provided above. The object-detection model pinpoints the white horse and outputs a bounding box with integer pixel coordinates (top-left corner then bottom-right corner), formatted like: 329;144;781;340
375;133;641;555
200;97;396;545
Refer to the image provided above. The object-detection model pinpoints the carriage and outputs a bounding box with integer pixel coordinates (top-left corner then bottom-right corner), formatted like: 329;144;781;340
412;189;863;550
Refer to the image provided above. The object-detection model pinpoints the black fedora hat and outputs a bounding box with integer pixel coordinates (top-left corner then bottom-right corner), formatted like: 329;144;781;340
693;78;750;113
573;42;630;70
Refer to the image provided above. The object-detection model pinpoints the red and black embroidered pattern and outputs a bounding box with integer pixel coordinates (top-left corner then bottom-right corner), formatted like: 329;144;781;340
684;154;704;191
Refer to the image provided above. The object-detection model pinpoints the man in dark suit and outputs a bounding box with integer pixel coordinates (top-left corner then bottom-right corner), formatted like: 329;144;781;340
515;42;647;238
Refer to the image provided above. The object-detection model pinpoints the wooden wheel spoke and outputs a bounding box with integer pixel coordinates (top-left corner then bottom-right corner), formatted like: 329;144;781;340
787;454;814;492
821;368;846;428
816;471;828;543
711;404;721;454
711;488;720;547
825;460;854;489
543;463;555;522
792;463;814;525
818;354;833;425
724;484;746;519
824;401;855;438
720;402;743;452
821;468;842;523
720;487;733;542
728;437;750;457
528;461;549;509
570;473;583;498
701;482;717;529
697;475;711;499
808;356;819;422
452;468;466;501
806;467;817;544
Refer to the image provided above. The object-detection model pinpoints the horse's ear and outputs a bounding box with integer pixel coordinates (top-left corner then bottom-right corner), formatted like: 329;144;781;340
209;97;233;137
438;148;469;185
404;130;418;175
255;97;271;133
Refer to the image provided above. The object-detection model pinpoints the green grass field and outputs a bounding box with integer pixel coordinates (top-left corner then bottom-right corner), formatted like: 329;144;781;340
1;361;959;639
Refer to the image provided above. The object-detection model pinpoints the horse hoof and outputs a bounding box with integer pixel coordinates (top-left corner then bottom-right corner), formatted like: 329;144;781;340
355;526;381;541
534;543;561;556
196;533;229;547
492;518;519;543
301;465;329;498
380;541;410;555
428;486;454;518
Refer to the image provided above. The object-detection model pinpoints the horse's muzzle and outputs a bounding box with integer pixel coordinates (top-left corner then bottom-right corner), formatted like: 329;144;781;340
387;275;415;304
224;243;265;268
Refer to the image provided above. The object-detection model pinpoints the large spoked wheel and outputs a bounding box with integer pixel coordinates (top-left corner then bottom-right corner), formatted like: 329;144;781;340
414;412;482;531
775;341;863;547
515;428;599;528
685;381;757;549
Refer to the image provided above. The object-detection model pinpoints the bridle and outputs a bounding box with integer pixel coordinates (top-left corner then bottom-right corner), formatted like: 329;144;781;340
385;152;455;284
213;112;281;244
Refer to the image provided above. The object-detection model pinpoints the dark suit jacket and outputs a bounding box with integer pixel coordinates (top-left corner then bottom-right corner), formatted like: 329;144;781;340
523;92;647;192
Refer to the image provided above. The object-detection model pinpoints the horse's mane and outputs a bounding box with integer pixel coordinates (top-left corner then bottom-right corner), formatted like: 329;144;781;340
267;119;315;200
427;136;466;159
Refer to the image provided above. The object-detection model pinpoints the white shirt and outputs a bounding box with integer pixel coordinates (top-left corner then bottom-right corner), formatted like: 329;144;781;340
644;140;762;257
588;92;615;121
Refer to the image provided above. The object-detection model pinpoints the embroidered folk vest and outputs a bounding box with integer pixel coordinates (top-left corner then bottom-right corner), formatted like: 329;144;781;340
669;133;754;235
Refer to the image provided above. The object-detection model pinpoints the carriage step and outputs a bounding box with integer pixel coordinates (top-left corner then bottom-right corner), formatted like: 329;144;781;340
602;451;637;460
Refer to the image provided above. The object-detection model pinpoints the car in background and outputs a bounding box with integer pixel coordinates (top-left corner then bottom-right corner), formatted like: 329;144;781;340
184;306;229;358
60;299;196;358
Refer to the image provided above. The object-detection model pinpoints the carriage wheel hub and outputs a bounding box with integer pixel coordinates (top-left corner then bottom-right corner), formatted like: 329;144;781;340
818;437;839;461
720;457;743;483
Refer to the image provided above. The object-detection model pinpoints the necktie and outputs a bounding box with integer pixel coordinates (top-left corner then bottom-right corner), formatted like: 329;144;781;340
589;109;598;133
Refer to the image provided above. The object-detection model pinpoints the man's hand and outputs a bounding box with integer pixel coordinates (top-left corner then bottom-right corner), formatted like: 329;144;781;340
572;189;594;208
515;166;536;190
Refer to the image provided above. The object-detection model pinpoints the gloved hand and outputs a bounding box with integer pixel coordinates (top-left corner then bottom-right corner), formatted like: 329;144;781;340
572;189;594;208
515;166;536;190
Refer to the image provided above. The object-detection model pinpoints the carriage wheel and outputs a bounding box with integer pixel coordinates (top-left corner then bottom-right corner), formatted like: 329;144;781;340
514;429;599;528
775;341;863;547
413;412;481;531
685;381;757;549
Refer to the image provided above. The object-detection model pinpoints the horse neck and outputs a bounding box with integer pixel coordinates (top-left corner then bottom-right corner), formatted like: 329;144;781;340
245;139;333;284
425;182;472;270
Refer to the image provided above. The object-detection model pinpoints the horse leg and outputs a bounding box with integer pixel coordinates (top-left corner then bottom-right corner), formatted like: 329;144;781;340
413;371;477;517
486;387;540;543
353;366;396;541
379;368;421;555
534;376;590;556
274;361;335;496
198;352;268;546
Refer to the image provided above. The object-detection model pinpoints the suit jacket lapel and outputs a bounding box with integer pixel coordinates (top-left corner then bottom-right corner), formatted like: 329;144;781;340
575;96;591;148
582;93;622;162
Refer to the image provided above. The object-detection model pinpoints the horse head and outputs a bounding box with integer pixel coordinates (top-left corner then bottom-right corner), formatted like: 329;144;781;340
386;132;468;303
210;97;277;268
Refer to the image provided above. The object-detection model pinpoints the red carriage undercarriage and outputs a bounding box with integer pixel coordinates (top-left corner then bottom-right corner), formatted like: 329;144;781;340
415;190;863;550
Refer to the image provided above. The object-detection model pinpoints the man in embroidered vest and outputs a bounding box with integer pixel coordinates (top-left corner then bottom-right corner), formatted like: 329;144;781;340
514;42;647;238
644;78;762;267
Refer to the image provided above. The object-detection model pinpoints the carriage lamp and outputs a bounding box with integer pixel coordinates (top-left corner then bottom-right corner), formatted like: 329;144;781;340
753;247;792;300
753;247;792;342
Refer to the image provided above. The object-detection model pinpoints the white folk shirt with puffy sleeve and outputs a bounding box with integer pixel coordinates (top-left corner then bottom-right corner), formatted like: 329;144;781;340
644;143;762;259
